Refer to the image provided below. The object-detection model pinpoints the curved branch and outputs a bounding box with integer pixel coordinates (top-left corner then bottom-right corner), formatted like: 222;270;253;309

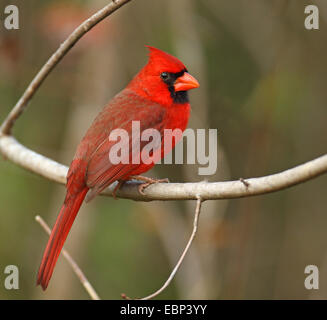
0;0;132;135
140;196;202;300
1;135;326;201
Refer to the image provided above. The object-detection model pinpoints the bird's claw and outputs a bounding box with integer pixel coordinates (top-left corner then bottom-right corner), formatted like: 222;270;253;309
112;180;125;199
130;176;169;195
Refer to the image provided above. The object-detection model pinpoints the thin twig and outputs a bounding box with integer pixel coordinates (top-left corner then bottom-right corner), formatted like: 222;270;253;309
35;215;100;300
0;0;132;135
122;196;203;300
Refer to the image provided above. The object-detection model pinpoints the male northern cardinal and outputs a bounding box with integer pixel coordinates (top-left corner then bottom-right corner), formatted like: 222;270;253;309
37;46;199;290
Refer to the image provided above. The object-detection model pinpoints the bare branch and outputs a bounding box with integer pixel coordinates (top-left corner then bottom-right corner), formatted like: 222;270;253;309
122;196;203;300
1;135;326;201
0;0;132;135
35;215;101;300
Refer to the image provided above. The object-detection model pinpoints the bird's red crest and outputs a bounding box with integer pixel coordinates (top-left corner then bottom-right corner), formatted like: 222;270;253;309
145;46;187;74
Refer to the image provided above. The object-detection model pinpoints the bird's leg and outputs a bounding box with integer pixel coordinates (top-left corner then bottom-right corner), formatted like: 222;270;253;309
129;175;169;195
112;180;126;200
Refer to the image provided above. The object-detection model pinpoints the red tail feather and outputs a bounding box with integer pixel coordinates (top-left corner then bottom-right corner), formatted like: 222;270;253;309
37;187;88;290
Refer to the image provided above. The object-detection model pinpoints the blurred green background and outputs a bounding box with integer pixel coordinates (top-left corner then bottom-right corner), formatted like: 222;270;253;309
0;0;327;299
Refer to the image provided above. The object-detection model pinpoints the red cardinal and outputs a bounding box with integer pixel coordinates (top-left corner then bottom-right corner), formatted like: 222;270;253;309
37;46;199;290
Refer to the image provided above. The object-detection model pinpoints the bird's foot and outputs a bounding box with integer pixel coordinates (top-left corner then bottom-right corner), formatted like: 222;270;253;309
130;175;169;195
112;180;126;200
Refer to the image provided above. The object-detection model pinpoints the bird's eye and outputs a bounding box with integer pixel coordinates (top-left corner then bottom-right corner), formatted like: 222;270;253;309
160;72;169;81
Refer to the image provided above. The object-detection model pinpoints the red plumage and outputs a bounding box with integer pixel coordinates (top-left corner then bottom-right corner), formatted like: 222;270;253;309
37;46;199;290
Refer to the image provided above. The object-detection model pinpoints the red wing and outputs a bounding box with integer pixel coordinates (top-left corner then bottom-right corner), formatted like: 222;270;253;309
84;92;166;201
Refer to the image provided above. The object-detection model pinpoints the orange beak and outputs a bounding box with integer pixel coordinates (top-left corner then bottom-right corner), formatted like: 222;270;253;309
174;72;200;92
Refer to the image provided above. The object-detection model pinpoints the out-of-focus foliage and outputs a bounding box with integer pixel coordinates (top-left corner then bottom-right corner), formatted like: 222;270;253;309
0;0;326;299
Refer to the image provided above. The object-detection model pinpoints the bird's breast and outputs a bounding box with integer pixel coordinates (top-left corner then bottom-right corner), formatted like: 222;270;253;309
164;102;190;132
